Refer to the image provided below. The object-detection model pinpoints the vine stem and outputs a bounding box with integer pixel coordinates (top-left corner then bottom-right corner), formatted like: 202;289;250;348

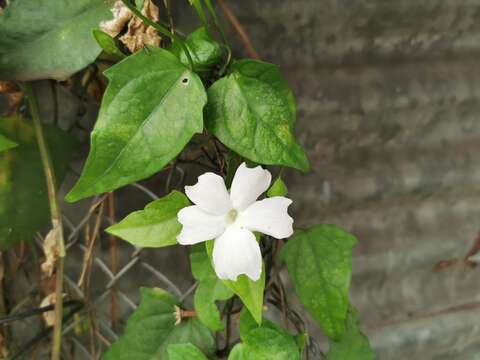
23;83;65;360
120;0;195;69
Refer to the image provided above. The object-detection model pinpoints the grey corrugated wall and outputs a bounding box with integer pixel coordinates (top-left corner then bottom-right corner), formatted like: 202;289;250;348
191;1;480;359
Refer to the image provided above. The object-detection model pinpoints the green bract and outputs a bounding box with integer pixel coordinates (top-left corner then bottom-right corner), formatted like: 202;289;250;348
190;245;234;331
0;0;113;80
92;29;126;60
0;117;77;249
169;27;223;75
206;59;310;172
0;133;17;153
326;311;374;360
281;224;357;340
206;240;265;325
66;47;207;201
267;176;288;197
102;288;215;360
106;191;189;248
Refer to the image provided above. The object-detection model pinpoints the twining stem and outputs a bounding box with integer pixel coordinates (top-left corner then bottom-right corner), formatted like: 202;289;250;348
23;83;65;360
120;0;195;69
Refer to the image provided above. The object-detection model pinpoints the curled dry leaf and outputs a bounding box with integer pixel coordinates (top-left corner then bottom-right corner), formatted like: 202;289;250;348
100;0;161;53
41;222;62;276
40;292;65;327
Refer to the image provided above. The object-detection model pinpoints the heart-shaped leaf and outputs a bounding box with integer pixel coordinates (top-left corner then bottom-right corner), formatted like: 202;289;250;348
0;0;113;80
281;224;357;340
66;47;207;202
206;59;309;172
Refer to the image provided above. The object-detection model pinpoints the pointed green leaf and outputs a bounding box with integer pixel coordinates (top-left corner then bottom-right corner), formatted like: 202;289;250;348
106;191;189;248
0;0;113;80
206;59;309;172
92;29;126;60
280;225;357;340
102;288;215;360
169;27;222;75
228;344;247;360
326;310;374;360
0;133;17;153
242;327;301;360
190;244;234;331
267;177;288;197
0;117;77;249
205;240;265;325
167;343;208;360
66;47;207;201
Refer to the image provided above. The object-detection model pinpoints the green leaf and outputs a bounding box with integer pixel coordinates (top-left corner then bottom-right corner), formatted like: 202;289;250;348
228;344;247;360
169;27;222;75
167;343;208;360
92;29;126;60
102;288;215;360
205;240;265;325
267;177;288;197
0;133;17;153
326;311;374;360
0;0;113;80
0;117;77;249
106;191;189;248
190;244;234;331
206;59;309;172
242;327;301;360
280;224;357;340
66;47;207;202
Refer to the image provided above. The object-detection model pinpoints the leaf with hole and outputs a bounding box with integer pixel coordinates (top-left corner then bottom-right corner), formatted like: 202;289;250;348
0;0;113;80
0;117;77;249
280;224;357;340
190;244;234;331
206;59;309;172
102;288;215;360
66;47;207;202
106;191;189;248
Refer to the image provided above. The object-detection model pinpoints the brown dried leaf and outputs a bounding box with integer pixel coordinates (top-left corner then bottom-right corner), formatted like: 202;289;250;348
120;0;161;53
41;222;61;276
99;0;133;38
40;293;65;327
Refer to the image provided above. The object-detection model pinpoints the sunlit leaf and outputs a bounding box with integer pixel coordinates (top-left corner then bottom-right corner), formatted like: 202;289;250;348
167;343;208;360
267;176;288;197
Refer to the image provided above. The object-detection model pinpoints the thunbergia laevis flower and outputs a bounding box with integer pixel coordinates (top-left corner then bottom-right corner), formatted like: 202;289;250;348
177;163;293;281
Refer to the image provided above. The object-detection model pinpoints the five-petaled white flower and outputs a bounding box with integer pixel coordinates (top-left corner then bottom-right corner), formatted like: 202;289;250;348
177;163;293;281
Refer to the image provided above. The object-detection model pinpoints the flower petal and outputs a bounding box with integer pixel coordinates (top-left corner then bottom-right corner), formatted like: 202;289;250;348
185;173;231;215
177;205;226;245
230;163;272;211
238;197;293;239
212;227;262;281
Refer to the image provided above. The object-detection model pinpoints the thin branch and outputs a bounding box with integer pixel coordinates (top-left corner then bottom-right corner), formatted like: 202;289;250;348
23;83;65;360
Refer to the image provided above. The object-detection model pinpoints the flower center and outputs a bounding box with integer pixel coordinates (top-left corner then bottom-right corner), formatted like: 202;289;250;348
225;209;238;225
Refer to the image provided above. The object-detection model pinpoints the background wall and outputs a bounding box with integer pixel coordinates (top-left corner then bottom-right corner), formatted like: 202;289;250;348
193;1;480;359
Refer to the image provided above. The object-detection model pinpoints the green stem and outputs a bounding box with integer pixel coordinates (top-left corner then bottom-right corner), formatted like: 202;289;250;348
203;0;228;44
23;83;65;360
190;0;209;28
121;0;194;69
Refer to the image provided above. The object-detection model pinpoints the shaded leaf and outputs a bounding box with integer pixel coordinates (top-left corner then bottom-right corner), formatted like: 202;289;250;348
102;288;215;360
280;224;357;340
326;310;374;360
228;344;247;360
0;0;113;80
267;177;288;197
241;327;301;360
206;59;309;172
92;29;126;60
66;47;206;201
169;27;222;75
190;244;233;331
0;117;77;249
106;191;189;248
0;133;17;152
206;240;265;325
167;343;208;360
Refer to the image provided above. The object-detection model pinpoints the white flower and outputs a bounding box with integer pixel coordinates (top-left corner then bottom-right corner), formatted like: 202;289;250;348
177;163;293;281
